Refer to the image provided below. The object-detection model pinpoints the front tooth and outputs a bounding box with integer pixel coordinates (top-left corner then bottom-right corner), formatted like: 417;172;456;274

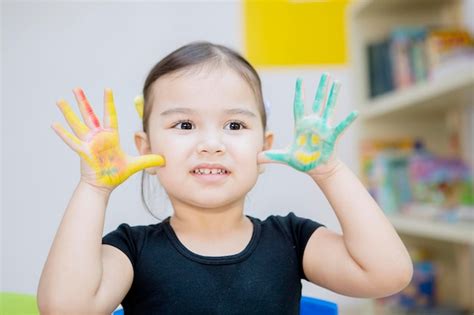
193;168;227;175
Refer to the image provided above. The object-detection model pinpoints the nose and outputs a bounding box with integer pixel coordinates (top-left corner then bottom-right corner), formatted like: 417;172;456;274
196;134;226;155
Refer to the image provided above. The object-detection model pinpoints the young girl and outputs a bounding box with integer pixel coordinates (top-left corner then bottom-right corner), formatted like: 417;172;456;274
38;41;413;314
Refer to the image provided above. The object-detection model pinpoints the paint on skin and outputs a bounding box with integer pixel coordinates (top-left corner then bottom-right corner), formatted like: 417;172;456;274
57;99;90;139
134;95;144;119
75;88;101;128
104;89;118;129
54;88;165;188
264;73;358;172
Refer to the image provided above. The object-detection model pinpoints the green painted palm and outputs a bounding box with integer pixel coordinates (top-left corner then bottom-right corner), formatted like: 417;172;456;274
262;73;358;173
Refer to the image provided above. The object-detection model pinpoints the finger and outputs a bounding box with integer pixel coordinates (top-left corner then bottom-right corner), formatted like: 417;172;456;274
128;154;166;175
103;88;118;130
258;150;290;165
321;80;341;123
51;122;84;153
56;99;90;139
73;88;101;129
312;72;330;114
334;110;358;138
293;78;305;124
134;95;144;119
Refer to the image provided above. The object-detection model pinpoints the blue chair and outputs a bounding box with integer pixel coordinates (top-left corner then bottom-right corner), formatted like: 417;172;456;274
300;296;338;315
113;296;337;314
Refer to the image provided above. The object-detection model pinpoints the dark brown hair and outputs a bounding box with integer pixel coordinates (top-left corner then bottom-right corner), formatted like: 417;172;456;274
140;41;267;220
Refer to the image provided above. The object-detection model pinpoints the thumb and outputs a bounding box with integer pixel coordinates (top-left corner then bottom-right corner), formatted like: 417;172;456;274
128;154;166;175
257;149;290;166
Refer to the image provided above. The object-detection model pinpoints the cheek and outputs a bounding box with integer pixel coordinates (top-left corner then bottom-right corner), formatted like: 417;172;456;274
230;138;261;167
150;132;189;157
152;132;263;168
151;135;188;180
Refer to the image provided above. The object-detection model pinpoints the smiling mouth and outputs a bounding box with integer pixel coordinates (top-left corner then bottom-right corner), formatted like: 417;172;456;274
190;169;230;175
295;151;321;165
189;169;231;183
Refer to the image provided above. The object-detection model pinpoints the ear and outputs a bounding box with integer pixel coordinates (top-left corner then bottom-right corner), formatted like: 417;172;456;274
134;131;157;175
263;131;274;151
134;131;151;155
259;131;274;174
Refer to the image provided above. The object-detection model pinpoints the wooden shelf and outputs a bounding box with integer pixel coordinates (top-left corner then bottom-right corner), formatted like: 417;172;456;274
387;213;474;245
349;0;474;311
351;0;453;16
360;67;474;121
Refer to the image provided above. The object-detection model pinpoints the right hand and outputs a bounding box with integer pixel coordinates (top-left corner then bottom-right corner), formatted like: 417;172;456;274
52;88;165;193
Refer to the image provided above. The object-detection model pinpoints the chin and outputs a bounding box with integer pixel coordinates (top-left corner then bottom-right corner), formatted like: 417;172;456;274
189;193;241;208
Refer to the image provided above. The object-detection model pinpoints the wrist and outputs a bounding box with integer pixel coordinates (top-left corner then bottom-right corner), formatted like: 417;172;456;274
78;179;113;199
308;157;344;183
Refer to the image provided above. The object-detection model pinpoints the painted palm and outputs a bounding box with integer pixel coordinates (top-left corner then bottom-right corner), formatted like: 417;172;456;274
52;88;165;189
264;74;358;173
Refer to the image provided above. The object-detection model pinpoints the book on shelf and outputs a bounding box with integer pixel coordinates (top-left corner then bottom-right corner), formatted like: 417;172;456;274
367;39;394;97
359;138;474;221
366;26;474;99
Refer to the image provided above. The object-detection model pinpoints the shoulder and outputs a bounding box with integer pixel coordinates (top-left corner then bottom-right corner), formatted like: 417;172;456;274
102;220;168;265
257;211;325;233
250;211;325;244
103;221;166;239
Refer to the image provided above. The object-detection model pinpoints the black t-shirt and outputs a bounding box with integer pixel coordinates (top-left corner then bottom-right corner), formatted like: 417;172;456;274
102;212;325;314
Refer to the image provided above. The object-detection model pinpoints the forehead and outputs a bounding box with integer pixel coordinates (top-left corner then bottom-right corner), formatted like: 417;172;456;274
150;65;260;115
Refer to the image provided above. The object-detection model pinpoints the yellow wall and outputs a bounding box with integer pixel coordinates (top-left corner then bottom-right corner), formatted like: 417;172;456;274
243;0;350;67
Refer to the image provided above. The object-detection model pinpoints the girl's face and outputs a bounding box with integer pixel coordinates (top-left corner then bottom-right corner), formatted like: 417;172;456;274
137;65;273;211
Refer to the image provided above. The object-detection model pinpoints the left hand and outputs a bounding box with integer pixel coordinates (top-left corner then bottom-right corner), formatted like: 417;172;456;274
257;73;358;177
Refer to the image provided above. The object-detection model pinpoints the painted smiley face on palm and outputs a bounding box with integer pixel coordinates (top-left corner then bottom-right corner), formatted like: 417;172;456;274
264;73;358;173
53;88;165;189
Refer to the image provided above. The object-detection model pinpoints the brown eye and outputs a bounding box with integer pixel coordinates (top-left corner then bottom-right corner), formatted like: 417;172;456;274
180;122;193;129
225;121;246;131
172;120;194;130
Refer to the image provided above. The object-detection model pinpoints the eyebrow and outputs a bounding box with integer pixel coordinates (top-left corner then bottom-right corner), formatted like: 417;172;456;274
159;107;258;118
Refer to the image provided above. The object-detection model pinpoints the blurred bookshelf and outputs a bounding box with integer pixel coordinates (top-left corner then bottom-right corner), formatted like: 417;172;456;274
359;67;474;121
387;213;474;245
348;0;474;314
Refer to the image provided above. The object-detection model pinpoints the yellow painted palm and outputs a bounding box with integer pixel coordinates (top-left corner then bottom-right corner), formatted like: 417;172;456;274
52;88;165;190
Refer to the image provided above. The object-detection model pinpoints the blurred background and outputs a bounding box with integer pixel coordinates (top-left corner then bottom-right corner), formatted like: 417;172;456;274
1;0;473;314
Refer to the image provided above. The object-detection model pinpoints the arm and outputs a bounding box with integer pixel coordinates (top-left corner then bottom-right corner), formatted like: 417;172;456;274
38;88;164;313
259;74;412;297
303;158;413;297
37;181;133;314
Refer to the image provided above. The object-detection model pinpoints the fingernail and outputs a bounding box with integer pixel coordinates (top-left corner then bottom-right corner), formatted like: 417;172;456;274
74;88;86;101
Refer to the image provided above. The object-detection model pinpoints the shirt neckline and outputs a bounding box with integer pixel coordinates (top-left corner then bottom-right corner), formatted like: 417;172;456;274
163;215;261;265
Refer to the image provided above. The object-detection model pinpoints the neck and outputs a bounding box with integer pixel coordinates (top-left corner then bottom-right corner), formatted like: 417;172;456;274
168;197;249;237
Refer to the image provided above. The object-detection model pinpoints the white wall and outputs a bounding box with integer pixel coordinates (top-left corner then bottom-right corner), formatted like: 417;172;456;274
1;1;362;311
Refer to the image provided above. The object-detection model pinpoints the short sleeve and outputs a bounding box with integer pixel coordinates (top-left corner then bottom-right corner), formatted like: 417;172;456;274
274;212;325;281
102;223;140;268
